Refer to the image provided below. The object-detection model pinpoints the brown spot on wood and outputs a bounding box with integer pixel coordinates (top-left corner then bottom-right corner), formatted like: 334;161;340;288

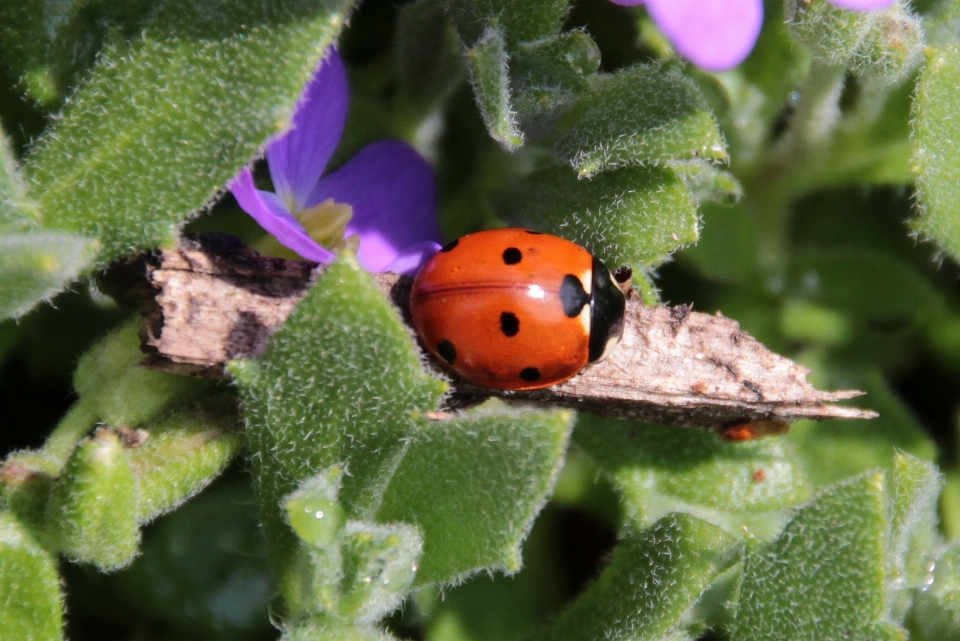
743;380;763;401
708;355;740;380
669;304;691;334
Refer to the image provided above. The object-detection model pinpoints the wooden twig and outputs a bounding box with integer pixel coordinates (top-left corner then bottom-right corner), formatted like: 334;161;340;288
140;235;876;437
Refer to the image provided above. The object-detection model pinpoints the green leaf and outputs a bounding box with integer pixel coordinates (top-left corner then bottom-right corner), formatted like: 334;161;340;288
24;0;355;268
678;201;757;285
853;4;924;82
510;31;600;138
231;253;445;588
128;395;243;523
575;416;811;540
730;472;898;641
905;541;960;640
72;321;207;432
394;0;464;114
0;511;63;641
466;25;524;150
889;454;943;622
0;0;157;105
0;133;38;229
908;589;960;641
280;618;396;641
419;507;567;641
787;372;937;489
912;45;960;261
282;470;422;623
541;514;738;641
283;468;349;615
337;521;422;623
443;0;570;48
498;165;698;268
0;0;76;105
553;64;726;177
0;231;98;320
46;429;140;570
786;249;943;325
670;160;742;206
786;0;922;81
106;477;274;641
375;409;572;585
285;467;347;552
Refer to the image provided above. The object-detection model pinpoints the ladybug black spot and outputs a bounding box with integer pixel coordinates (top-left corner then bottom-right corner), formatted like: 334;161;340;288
560;274;590;318
437;339;457;364
440;239;459;252
502;247;522;265
524;229;544;235
500;312;520;337
520;367;541;382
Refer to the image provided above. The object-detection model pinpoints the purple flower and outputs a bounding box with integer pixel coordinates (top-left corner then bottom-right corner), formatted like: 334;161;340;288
230;48;442;275
610;0;896;72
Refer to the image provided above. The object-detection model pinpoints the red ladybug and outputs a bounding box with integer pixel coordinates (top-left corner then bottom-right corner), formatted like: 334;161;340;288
410;228;626;390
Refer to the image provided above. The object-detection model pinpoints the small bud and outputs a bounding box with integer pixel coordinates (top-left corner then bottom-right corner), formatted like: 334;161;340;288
45;429;139;570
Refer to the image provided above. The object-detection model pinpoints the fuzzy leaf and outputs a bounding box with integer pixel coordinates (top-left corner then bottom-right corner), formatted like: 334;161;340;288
730;472;898;641
337;521;422;623
0;133;38;229
511;31;600;138
889;454;943;621
786;0;923;81
575;416;811;539
906;542;960;640
0;511;63;641
128;396;243;523
283;468;347;613
375;409;572;585
286;467;347;551
46;429;140;570
73;321;207;430
466;26;524;150
25;0;354;268
542;514;738;641
498;165;697;268
912;45;960;261
284;471;422;623
553;64;726;177
0;231;98;320
443;0;570;48
231;253;445;591
281;618;396;641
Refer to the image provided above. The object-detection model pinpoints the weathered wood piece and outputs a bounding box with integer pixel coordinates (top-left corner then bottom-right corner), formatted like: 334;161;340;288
141;237;876;435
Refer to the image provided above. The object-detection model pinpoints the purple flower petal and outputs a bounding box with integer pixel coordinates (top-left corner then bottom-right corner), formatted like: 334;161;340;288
230;168;335;264
306;139;442;272
267;48;349;212
828;0;894;9
643;0;763;71
382;241;442;276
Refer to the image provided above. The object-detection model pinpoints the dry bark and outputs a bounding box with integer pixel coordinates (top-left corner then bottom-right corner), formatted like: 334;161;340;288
140;236;876;437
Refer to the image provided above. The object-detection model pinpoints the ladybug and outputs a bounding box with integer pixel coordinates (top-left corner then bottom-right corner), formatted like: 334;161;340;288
410;228;626;390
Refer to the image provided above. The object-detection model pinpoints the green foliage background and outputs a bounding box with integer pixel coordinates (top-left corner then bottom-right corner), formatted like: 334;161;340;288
3;0;960;639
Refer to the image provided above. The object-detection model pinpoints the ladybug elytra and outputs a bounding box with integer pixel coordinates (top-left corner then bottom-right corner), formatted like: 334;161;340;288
410;228;626;390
